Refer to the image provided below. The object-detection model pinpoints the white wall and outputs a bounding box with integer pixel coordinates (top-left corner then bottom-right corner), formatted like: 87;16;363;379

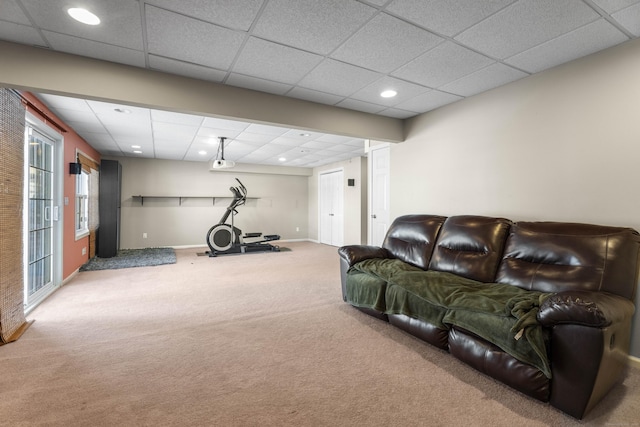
393;38;640;357
309;156;367;246
113;157;309;249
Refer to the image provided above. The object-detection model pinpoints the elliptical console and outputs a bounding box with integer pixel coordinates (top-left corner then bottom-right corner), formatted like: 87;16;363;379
206;179;280;256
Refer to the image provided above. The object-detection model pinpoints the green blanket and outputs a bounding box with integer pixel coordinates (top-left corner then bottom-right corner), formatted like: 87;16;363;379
345;259;422;312
348;259;552;378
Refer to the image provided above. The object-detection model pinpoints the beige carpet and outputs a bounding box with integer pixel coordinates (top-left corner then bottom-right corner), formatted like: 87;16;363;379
0;242;638;426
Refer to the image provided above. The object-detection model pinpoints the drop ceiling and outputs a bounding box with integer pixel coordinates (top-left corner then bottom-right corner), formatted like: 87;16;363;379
1;0;638;167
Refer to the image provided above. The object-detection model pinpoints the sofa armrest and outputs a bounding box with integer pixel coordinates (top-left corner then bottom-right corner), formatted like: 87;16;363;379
538;290;635;328
338;245;389;302
338;245;390;268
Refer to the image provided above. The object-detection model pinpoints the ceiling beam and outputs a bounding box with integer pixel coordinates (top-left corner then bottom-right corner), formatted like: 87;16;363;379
0;41;404;142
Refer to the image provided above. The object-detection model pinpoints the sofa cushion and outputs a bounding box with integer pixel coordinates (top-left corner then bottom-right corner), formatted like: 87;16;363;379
382;214;446;269
381;268;551;377
428;215;512;282
496;222;640;299
345;258;423;312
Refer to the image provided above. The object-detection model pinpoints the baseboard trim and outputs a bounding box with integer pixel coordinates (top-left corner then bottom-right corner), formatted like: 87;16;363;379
629;355;640;370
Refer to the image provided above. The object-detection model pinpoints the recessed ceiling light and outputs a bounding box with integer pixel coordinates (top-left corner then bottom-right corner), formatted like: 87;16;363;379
131;145;141;149
380;90;397;98
133;150;142;154
67;8;101;25
278;157;286;162
300;133;311;137
198;150;207;155
114;108;131;114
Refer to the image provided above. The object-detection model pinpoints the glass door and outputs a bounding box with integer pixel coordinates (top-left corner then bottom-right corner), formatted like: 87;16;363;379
24;124;61;311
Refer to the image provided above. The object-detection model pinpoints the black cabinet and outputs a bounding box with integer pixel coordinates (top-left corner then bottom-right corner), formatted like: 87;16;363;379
98;160;121;258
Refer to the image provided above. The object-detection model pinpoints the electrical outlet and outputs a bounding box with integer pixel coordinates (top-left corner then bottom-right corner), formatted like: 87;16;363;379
143;233;148;239
82;247;86;255
296;227;300;232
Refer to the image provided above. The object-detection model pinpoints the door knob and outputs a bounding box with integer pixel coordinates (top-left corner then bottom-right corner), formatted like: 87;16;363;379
371;214;377;219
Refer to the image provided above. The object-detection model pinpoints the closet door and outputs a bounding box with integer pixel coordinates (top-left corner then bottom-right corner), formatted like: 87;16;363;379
319;170;344;246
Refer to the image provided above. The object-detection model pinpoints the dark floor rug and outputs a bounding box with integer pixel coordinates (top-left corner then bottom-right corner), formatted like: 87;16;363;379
79;248;176;271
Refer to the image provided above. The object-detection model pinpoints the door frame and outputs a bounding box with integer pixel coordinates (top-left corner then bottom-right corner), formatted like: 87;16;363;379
23;112;64;314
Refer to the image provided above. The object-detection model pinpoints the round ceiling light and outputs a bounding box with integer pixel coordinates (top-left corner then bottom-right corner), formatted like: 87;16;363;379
67;8;101;25
380;90;397;98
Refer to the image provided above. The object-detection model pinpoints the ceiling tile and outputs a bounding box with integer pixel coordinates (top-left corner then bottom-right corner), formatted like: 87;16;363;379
591;0;640;13
65;121;107;134
252;0;376;55
350;76;430;106
144;0;264;31
152;122;199;142
392;41;494;87
201;117;251;131
506;19;629;73
221;140;261;159
226;74;293;95
386;0;515;37
234;132;276;145
377;108;418;119
244;123;290;136
20;0;143;50
42;31;145;67
335;98;386;114
269;136;310;147
0;21;47;46
331;13;443;73
455;0;599;59
393;89;462;112
87;100;149;117
232;37;323;84
148;55;227;82
39;94;92;112
152;110;204;126
286;87;344;105
440;63;528;97
612;3;640;36
146;5;245;69
0;0;31;25
297;59;382;97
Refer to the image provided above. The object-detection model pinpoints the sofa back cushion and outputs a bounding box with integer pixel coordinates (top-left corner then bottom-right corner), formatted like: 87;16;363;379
382;215;447;270
497;222;640;299
428;216;512;282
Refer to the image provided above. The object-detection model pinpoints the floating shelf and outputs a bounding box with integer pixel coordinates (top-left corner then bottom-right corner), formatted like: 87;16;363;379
132;195;257;206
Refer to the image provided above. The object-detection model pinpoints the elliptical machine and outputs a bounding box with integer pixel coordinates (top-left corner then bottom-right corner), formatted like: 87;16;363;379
206;178;280;257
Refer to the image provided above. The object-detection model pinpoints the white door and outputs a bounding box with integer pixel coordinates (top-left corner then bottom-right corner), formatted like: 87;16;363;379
24;121;62;312
319;170;344;246
368;144;390;246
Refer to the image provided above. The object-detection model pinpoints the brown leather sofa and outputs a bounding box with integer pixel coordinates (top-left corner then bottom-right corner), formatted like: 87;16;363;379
338;215;640;419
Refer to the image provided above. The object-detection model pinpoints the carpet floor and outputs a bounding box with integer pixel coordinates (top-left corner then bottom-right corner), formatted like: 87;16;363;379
1;242;638;426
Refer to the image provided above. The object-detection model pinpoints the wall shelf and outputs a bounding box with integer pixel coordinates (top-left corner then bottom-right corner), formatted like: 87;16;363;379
132;195;257;206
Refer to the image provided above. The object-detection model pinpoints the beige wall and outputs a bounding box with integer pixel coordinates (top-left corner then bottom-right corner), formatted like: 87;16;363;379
113;157;309;249
393;38;640;357
309;156;368;246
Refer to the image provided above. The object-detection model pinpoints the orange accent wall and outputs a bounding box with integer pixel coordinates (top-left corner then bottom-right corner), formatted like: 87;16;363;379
22;92;101;280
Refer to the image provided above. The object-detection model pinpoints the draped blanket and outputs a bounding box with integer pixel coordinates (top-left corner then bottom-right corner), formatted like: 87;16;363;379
347;258;552;378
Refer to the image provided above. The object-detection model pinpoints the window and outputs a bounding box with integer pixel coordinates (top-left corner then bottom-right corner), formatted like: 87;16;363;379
75;169;90;238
